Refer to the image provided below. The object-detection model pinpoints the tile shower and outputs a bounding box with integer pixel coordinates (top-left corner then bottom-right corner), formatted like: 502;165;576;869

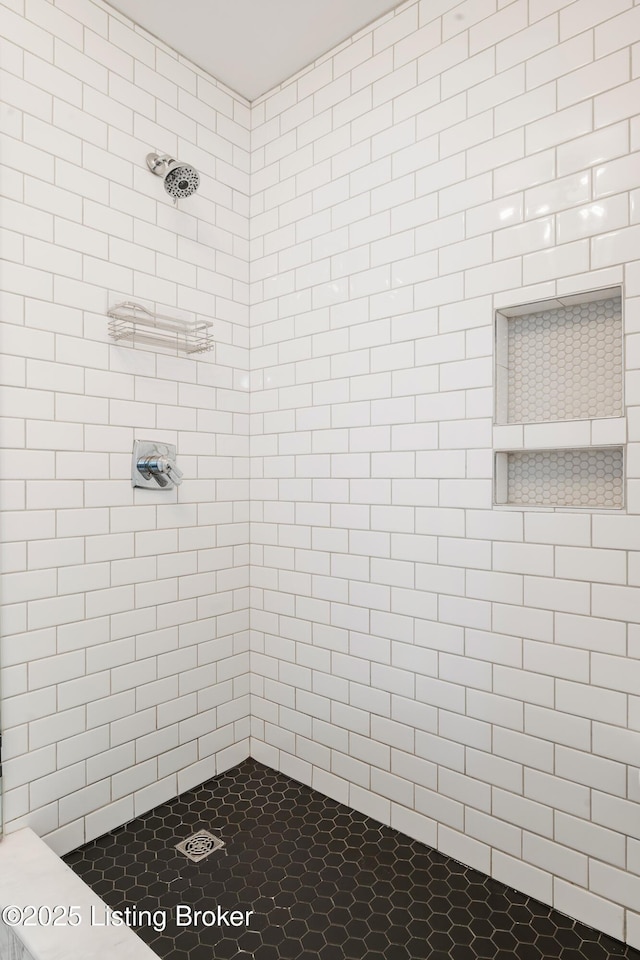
2;0;640;955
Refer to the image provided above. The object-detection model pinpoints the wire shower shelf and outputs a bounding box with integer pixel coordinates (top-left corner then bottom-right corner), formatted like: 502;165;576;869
107;302;214;354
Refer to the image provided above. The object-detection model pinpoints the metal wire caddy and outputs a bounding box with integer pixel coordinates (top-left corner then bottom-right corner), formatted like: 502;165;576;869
107;302;214;354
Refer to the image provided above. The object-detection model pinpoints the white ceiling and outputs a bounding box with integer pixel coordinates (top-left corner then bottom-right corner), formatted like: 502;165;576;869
105;0;406;101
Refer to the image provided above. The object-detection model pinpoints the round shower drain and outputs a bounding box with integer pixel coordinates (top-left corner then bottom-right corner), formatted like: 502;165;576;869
175;830;225;863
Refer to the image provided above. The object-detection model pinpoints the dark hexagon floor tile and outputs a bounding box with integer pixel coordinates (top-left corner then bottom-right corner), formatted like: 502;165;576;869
64;758;640;960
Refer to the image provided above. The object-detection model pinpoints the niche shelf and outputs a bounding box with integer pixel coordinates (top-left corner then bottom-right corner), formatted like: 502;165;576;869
495;447;624;509
493;286;625;510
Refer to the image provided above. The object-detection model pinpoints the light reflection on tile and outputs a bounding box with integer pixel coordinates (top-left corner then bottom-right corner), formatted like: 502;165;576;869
525;172;590;219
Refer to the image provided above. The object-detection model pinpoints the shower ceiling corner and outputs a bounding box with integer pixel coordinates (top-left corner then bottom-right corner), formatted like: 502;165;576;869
102;0;408;100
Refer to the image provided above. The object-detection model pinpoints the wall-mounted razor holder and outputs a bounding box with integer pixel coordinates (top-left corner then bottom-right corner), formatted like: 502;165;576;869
132;440;183;489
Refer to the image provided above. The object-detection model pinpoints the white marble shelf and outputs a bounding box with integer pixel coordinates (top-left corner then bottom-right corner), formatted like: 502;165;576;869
0;829;159;960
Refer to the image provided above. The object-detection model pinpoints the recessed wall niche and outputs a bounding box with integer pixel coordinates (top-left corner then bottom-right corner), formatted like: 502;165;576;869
494;287;625;510
495;288;623;425
495;447;624;509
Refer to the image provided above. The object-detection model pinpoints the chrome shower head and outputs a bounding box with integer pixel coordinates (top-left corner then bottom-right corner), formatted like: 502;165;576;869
146;153;200;199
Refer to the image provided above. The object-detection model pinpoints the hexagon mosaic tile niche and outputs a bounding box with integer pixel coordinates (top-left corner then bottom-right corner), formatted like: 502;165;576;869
494;288;625;509
497;295;623;425
502;447;624;509
64;760;640;960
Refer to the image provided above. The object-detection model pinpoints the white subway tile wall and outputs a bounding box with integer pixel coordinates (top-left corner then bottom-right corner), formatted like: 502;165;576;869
0;0;251;854
249;0;640;948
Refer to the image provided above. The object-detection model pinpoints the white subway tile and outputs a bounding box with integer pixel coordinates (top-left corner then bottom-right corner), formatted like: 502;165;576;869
595;4;640;57
523;832;588;886
557;195;629;245
595;76;640;128
557;743;627;799
555;880;624;942
527;104;592;161
556;613;625;655
560;51;629;112
556;677;627;725
592;584;640;623
469;1;528;54
523;638;588;681
495;82;556;136
591;861;640;912
439;0;490;37
439;826;491;874
556;546;626;584
523;239;590;284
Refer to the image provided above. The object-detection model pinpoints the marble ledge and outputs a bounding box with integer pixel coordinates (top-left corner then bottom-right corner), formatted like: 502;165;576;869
0;828;158;960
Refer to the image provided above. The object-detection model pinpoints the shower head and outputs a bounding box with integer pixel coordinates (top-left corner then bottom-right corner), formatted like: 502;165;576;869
146;153;200;199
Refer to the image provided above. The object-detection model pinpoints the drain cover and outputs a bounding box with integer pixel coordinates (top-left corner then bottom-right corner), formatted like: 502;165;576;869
175;830;225;863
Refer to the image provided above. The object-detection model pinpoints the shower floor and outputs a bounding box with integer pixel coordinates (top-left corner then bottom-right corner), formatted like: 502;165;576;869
64;759;640;960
